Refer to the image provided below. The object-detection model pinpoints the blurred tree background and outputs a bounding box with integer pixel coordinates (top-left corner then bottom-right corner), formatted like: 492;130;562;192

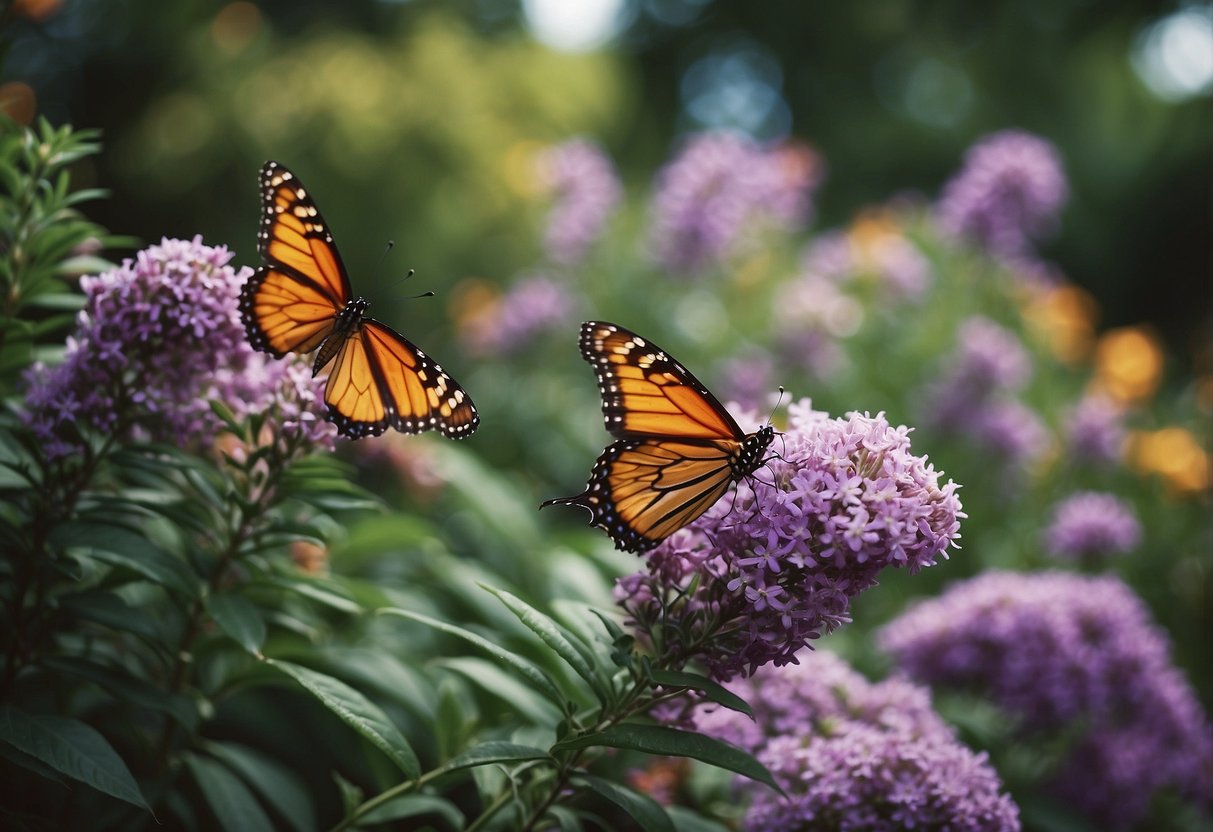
2;0;1210;363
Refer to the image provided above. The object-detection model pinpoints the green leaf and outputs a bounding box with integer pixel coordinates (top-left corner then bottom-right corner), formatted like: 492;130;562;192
185;753;274;832
202;741;317;832
481;586;607;699
648;670;753;719
553;724;780;792
41;656;196;729
265;659;420;780
379;607;569;710
436;657;562;725
575;774;675;832
361;794;464;829
0;705;150;811
667;806;732;832
59;590;164;644
264;576;361;615
207;593;266;655
52;521;197;598
440;741;551;775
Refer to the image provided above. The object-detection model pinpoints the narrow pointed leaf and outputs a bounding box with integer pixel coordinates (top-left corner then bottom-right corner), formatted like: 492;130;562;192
265;659;419;779
0;705;150;811
361;794;464;828
186;753;274;832
207;592;266;655
436;657;561;725
553;724;780;792
576;775;675;832
203;741;316;832
440;742;551;775
379;607;568;709
481;586;606;697
648;670;753;719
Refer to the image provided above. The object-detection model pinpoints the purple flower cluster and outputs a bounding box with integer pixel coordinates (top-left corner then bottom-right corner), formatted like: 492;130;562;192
800;225;933;299
696;651;1020;832
649;132;822;274
535;138;622;266
459;273;574;356
937;129;1069;259
1064;393;1126;464
922;316;1049;468
1043;491;1141;562
22;236;335;459
880;571;1213;829
616;399;964;680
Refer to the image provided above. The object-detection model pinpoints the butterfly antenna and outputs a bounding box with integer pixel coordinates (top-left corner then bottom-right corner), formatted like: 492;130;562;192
765;385;786;429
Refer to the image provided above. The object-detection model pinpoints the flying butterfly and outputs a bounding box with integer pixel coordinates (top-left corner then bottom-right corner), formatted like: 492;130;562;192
240;161;478;440
541;321;775;553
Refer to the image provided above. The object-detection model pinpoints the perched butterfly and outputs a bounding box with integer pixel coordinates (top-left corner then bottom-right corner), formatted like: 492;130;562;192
240;161;478;440
542;321;775;553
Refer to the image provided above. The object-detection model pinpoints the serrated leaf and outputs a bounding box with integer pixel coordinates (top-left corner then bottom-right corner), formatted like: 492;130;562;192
202;741;316;832
265;659;419;780
379;607;569;710
648;670;753;719
553;724;780;792
361;794;464;829
576;774;675;832
481;586;607;700
207;592;266;655
185;753;274;832
0;705;150;811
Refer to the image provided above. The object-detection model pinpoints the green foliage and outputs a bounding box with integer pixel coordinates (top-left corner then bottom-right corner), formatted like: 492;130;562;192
0;117;125;393
2;113;1209;832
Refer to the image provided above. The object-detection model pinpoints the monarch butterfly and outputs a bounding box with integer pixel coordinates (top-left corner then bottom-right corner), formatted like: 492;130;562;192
240;161;478;440
542;321;775;553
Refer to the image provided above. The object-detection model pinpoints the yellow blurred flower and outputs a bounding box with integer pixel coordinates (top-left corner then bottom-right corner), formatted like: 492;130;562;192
847;209;902;272
1128;427;1210;495
1091;326;1165;404
1022;283;1098;365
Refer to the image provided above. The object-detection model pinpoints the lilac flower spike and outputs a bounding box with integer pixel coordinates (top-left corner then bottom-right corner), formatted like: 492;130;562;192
23;236;335;458
1043;491;1142;562
649;132;822;274
616;399;963;680
696;651;1021;832
937;129;1069;258
1064;392;1126;464
881;571;1213;830
535;138;622;266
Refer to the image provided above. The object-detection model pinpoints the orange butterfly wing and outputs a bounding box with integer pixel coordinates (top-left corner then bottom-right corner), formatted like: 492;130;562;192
324;319;479;439
240;161;479;440
241;162;350;359
543;322;773;552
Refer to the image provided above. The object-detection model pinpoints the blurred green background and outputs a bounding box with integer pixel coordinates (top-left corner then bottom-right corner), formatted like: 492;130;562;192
2;0;1210;361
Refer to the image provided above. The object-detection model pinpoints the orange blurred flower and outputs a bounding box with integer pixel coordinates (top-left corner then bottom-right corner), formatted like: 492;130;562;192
626;756;689;806
290;540;329;575
211;2;263;56
0;82;37;126
1090;326;1165;404
1128;427;1210;496
1022;283;1098;365
11;0;62;21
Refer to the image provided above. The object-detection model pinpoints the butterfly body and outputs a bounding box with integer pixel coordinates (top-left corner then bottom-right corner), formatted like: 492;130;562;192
543;321;775;553
241;162;478;440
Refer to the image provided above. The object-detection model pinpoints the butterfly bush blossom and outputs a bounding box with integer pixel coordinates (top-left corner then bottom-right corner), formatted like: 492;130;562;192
535;138;622;266
649;132;822;274
695;651;1020;832
1043;491;1141;562
1064;392;1126;464
937;129;1068;259
616;399;964;680
22;236;335;460
880;571;1213;830
922;316;1048;468
460;273;575;356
